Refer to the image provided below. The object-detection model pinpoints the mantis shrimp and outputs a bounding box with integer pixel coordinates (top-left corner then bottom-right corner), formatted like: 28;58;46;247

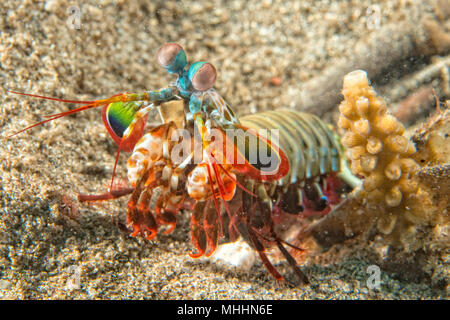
5;43;359;285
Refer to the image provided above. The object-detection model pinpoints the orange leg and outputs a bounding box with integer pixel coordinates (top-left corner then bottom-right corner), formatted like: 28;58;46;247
78;188;134;202
204;202;220;257
189;201;207;258
126;202;158;240
125;173;159;240
246;225;283;281
242;182;309;285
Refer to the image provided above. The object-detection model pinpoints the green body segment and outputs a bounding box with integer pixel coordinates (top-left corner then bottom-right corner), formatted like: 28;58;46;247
105;101;143;138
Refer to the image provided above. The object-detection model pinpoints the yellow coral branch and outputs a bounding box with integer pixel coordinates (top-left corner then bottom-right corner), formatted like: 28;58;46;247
338;70;420;209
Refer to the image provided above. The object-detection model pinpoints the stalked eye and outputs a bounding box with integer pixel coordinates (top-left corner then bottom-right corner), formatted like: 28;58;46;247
157;43;187;73
187;61;217;91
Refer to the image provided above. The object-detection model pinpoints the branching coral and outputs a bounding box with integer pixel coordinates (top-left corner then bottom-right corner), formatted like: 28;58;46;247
337;70;432;236
297;71;448;284
339;70;418;205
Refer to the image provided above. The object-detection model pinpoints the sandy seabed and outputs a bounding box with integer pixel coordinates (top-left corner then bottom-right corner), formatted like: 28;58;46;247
0;0;448;299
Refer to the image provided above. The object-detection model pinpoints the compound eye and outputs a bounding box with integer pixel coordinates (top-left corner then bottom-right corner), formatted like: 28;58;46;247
188;62;217;91
157;43;187;73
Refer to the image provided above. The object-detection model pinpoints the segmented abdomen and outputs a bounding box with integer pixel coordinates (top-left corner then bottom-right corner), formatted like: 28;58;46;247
239;110;344;185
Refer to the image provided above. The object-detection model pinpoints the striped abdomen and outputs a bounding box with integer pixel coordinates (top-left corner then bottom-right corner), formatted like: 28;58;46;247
239;110;359;215
240;110;345;185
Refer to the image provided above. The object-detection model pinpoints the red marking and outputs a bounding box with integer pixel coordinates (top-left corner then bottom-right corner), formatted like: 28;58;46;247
269;77;282;86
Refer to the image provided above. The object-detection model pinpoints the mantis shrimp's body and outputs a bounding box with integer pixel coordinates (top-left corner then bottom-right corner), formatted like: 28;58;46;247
6;43;359;285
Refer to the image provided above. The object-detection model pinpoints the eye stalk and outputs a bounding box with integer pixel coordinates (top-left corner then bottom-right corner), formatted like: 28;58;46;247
157;43;187;73
188;61;217;91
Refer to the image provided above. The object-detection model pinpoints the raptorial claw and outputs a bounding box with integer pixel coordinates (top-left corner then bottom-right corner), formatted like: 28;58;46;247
189;224;207;258
189;202;208;258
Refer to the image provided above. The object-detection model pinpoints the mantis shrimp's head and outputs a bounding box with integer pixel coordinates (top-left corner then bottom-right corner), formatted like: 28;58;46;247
157;43;217;92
